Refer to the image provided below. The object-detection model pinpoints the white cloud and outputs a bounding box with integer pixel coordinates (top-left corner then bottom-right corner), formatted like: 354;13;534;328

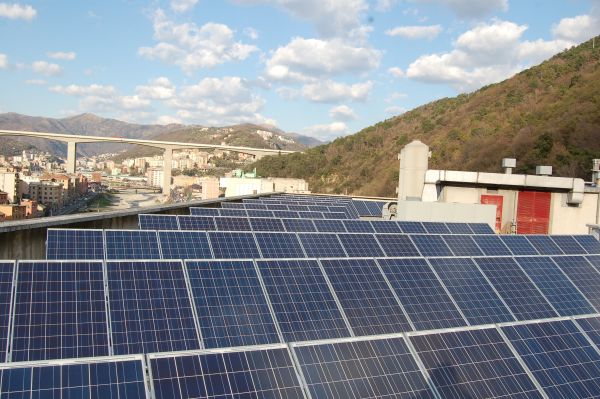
139;9;257;73
388;67;404;78
553;14;600;43
265;37;381;82
170;0;198;12
24;79;46;85
0;53;7;69
50;84;150;114
304;121;348;140
50;84;116;96
385;105;406;114
376;0;400;12
244;27;259;40
156;115;182;125
302;80;372;103
385;24;442;40
411;0;507;19
135;77;175;100
31;61;63;76
47;51;76;61
0;2;36;20
329;105;357;121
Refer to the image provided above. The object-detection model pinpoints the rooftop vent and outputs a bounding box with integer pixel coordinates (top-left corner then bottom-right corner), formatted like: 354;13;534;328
502;158;516;174
535;165;553;176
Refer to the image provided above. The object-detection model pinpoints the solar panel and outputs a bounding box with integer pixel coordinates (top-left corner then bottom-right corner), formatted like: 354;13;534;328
106;260;201;355
587;255;600;270
428;257;514;324
468;223;495;234
220;202;244;209
139;214;179;230
214;216;252;231
377;258;467;330
369;220;402;233
288;204;309;211
550;256;600;311
185;260;280;348
322;211;348;219
272;210;299;219
575;316;600;347
446;222;474;234
397;221;426;234
218;208;248;217
575;235;600;254
422;222;451;234
177;216;216;231
500;235;539;255
12;261;109;361
249;217;285;232
526;235;564;255
105;230;161;260
254;232;306;258
351;200;370;216
293;336;435;399
320;258;412;335
282;218;316;232
246;209;274;218
46;229;104;260
298;233;347;258
502;319;600;398
207;232;261;259
189;207;220;216
472;235;512;256
550;235;586;254
410;234;453;257
268;204;293;211
256;259;351;341
0;357;149;398
338;233;385;257
375;234;421;257
313;219;346;232
410;327;544;399
157;231;213;259
515;256;596;316
474;257;558;320
149;346;305;399
442;235;484;256
299;211;324;219
0;262;13;363
343;220;375;233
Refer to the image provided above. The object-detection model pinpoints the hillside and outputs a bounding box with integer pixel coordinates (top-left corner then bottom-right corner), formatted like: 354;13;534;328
252;36;600;197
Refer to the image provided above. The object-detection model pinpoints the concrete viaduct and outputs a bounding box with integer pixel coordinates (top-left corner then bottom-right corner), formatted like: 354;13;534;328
0;129;297;194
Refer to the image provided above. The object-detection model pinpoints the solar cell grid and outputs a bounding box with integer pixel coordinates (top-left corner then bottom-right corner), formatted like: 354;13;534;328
288;204;309;211
298;233;347;258
46;229;104;260
342;220;374;233
256;259;351;342
208;232;261;259
370;220;402;233
107;260;201;355
313;219;346;232
266;204;292;211
282;218;316;232
11;261;109;361
428;257;514;325
293;336;436;399
0;262;13;363
322;211;348;219
185;260;280;348
410;234;453;257
352;200;370;216
549;256;600;312
246;209;275;218
526;235;564;255
337;233;385;257
410;327;544;399
375;234;421;257
468;223;495;234
320;258;412;335
472;235;512;256
442;235;484;256
139;214;179;230
397;221;426;234
219;202;244;209
254;232;306;258
158;231;213;260
516;256;596;316
189;207;220;216
445;222;474;234
574;235;600;254
422;222;451;234
249;217;285;232
377;258;467;330
218;209;248;218
177;216;216;231
105;230;161;260
551;235;586;254
299;211;324;219
243;203;268;210
272;210;299;219
575;316;600;348
214;217;251;231
500;235;539;255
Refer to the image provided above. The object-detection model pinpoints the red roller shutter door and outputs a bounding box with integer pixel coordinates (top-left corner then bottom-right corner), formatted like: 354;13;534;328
517;191;551;234
480;194;503;232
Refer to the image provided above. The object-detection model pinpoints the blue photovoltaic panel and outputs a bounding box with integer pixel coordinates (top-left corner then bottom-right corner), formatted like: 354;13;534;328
243;203;267;210
107;260;200;355
105;230;161;260
550;235;586;254
469;223;495;234
294;337;435;399
218;208;248;217
351;200;370;216
526;235;564;255
338;233;385;257
378;258;467;330
150;347;305;399
575;316;600;347
320;258;412;335
306;205;328;212
139;214;179;230
327;205;349;214
288;204;309;211
189;207;220;216
516;256;596;316
0;262;15;362
397;221;426;234
342;220;375;233
428;257;514;324
422;222;451;235
298;233;347;258
254;232;306;258
157;231;213;259
282;218;316;232
574;235;600;254
322;211;348;219
256;259;351;341
375;234;421;257
446;222;474;234
500;235;539;255
214;217;251;231
370;220;402;233
185;260;280;348
410;328;543;399
475;257;558;320
442;235;484;256
177;216;216;231
46;229;104;260
249;217;285;232
472;235;512;256
246;209;274;218
220;202;244;209
12;261;108;361
267;204;292;211
550;256;600;311
313;219;346;232
208;232;261;259
272;210;299;219
299;211;324;219
366;201;385;216
503;320;600;398
0;358;148;399
588;255;600;270
411;234;453;257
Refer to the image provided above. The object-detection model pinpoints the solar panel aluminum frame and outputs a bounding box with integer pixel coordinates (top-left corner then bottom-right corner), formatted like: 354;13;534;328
46;228;106;260
0;261;15;363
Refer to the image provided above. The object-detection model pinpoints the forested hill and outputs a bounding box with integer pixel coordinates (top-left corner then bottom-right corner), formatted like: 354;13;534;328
252;36;600;197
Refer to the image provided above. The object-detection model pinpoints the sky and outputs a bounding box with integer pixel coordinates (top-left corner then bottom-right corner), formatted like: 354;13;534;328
0;0;599;141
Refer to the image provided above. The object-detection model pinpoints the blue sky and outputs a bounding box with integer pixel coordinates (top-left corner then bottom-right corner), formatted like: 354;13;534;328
0;0;599;141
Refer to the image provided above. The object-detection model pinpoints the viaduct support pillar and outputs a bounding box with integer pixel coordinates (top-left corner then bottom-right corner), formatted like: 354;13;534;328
66;141;77;174
163;147;173;195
